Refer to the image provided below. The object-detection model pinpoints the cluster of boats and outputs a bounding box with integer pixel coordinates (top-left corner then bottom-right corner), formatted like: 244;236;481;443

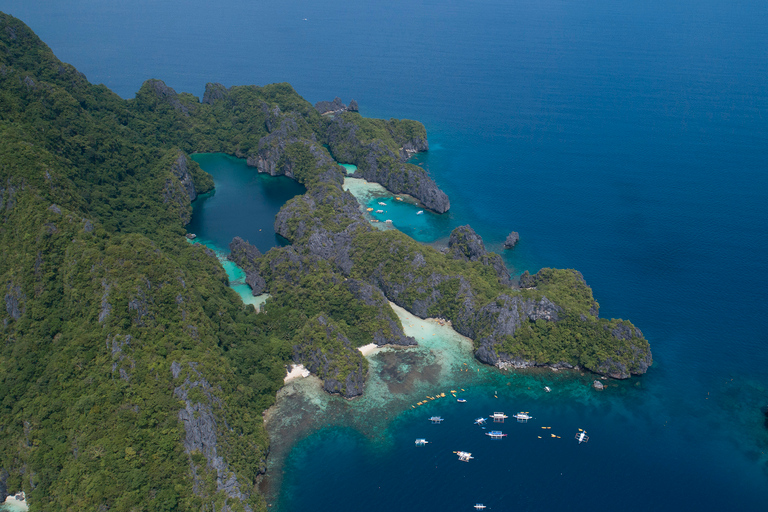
415;407;588;510
412;389;466;408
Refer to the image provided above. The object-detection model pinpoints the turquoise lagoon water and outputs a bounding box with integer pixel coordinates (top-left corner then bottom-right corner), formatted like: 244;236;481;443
184;153;305;306
4;0;767;510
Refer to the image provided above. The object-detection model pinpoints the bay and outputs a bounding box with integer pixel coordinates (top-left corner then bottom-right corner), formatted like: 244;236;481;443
3;0;766;509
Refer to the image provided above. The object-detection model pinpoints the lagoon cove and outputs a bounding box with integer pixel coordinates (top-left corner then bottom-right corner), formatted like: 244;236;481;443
1;1;767;511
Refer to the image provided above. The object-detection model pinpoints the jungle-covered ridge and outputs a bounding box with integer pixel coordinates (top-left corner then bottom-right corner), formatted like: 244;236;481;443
0;13;650;512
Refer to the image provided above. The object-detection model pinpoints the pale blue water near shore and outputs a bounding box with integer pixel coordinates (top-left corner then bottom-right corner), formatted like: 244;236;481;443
3;0;767;510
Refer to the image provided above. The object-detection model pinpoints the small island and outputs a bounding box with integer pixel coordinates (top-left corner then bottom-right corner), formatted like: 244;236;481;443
0;12;650;512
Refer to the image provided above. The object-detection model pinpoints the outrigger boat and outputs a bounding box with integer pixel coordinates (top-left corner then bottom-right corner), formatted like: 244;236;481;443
457;398;467;403
417;210;424;215
474;505;487;510
474;417;487;425
378;201;387;205
455;451;473;462
415;438;429;446
575;430;589;444
429;416;444;424
513;412;532;423
489;412;508;423
485;430;507;439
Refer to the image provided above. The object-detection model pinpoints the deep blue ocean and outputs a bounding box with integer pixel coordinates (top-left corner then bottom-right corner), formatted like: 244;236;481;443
3;0;767;509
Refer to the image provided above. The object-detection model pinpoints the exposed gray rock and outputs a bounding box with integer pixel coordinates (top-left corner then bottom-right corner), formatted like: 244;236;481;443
172;362;254;511
228;237;267;295
594;322;653;378
202;82;229;104
107;334;134;381
326;116;449;213
348;99;359;112
593;380;605;390
356;152;450;213
162;152;197;225
519;270;535;288
315;97;351;115
98;279;111;323
448;225;512;286
344;279;416;346
503;231;519;249
22;75;35;89
143;79;190;116
0;468;8;503
252;119;342;186
170;152;197;202
4;283;25;320
0;180;19;211
171;361;182;379
448;225;487;261
466;295;562;366
274;184;370;275
48;203;62;215
128;279;154;327
82;218;94;232
293;316;367;398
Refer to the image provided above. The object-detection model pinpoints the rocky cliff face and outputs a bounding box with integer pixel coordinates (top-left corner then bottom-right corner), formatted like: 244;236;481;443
202;82;229;104
172;361;255;512
325;115;450;213
292;316;367;398
314;96;359;115
274;182;371;275
503;231;520;249
0;468;8;503
448;225;513;286
594;323;653;378
470;295;562;366
161;151;200;225
142;79;191;116
228;237;267;295
344;279;416;346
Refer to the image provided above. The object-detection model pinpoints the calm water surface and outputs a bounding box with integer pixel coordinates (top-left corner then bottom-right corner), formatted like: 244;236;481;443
3;0;766;509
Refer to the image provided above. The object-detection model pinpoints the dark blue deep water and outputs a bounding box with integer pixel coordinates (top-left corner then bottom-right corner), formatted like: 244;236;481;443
4;0;766;509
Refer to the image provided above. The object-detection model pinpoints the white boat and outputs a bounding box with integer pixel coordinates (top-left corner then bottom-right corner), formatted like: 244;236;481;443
376;209;384;213
378;201;387;205
385;219;393;223
474;505;487;510
575;430;589;444
544;386;551;392
485;430;507;439
489;412;508;422
429;416;444;423
415;438;428;446
416;210;424;215
513;412;532;423
456;451;473;462
474;417;487;425
457;398;467;403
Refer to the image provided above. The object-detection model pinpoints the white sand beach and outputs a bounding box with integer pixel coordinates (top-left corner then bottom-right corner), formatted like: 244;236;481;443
2;493;29;512
358;343;382;356
284;364;311;383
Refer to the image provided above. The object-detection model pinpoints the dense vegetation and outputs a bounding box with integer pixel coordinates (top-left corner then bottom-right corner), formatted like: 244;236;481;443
0;12;650;511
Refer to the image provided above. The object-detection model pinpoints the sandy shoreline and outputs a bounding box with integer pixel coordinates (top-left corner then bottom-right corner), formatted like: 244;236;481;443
358;343;382;356
283;364;310;383
2;493;29;512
